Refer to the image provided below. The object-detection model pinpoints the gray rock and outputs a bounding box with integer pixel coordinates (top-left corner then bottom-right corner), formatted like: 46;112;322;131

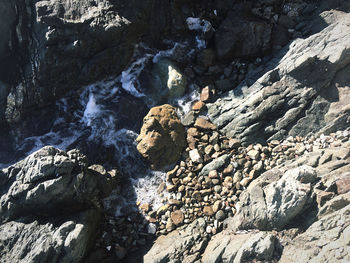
1;0;170;125
229;165;317;231
215;11;272;62
144;218;207;263
0;209;98;263
202;231;276;263
280;204;350;263
199;154;231;177
0;146;112;262
208;10;350;146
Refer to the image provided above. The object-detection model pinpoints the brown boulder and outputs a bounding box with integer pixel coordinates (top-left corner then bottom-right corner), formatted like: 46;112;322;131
136;104;186;170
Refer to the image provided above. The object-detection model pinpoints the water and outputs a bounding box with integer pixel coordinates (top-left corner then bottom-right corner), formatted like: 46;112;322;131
0;38;205;218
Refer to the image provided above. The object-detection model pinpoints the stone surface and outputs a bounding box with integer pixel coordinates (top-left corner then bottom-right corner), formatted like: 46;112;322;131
194;117;217;130
144;219;207;263
202;231;277;263
229;165;317;231
137;104;186;170
280;204;350;263
215;11;272;61
208;10;350;146
0;146;111;263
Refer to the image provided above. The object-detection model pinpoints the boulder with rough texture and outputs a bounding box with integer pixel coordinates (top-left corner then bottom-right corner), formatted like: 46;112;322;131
0;146;113;263
144;218;207;263
147;58;187;103
229;165;318;231
208;10;350;146
215;11;272;61
280;204;350;263
202;231;277;263
136;104;186;170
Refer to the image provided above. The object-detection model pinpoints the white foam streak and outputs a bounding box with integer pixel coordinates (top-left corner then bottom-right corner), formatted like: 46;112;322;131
83;93;99;126
121;56;150;98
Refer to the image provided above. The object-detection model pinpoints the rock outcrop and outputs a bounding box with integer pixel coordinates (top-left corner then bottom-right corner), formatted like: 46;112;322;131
144;131;350;263
0;146;115;262
229;165;318;231
208;10;350;146
137;104;186;170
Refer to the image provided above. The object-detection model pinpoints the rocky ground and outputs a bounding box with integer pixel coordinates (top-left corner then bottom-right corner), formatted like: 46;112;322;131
0;0;350;263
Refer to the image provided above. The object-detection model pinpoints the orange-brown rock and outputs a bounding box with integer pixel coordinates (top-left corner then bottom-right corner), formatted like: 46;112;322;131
170;210;185;226
194;117;217;130
136;104;186;170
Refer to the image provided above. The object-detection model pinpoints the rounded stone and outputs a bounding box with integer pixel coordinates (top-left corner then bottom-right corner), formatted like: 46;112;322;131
215;210;226;221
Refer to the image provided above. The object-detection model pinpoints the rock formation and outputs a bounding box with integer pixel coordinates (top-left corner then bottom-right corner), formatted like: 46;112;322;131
0;146;117;262
208;9;350;146
136;104;186;170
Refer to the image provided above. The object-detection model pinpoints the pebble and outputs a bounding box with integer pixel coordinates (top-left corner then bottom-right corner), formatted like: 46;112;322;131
215;210;226;221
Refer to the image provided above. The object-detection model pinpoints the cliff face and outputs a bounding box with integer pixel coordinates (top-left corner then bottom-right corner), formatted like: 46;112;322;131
0;0;350;262
0;0;164;125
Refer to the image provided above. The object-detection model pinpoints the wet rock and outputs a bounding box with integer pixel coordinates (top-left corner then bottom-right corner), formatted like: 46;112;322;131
200;86;214;102
150;59;187;102
137;104;186;170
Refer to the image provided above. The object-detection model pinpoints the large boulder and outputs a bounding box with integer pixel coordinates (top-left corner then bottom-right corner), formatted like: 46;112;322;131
202;231;277;263
208;10;350;146
137;104;186;170
0;146;114;262
228;165;318;231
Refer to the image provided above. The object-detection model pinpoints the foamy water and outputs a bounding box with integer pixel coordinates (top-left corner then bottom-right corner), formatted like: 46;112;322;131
1;39;205;217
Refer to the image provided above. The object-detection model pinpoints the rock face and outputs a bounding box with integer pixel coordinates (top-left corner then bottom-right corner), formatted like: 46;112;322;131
136;104;186;170
229;165;318;231
208;10;350;146
144;218;208;263
215;11;272;61
0;146;114;262
280;203;350;263
0;0;170;126
202;231;277;263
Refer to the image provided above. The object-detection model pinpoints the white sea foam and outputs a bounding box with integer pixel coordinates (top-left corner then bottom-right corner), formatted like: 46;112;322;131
132;171;168;210
121;56;150;98
83;93;100;126
175;85;200;115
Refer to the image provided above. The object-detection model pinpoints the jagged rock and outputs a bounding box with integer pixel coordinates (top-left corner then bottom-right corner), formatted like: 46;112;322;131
0;146;112;262
0;210;98;263
202;231;277;263
215;11;272;61
136;104;186;170
229;165;318;231
280;204;350;263
144;218;207;263
208;10;350;146
1;0;165;125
